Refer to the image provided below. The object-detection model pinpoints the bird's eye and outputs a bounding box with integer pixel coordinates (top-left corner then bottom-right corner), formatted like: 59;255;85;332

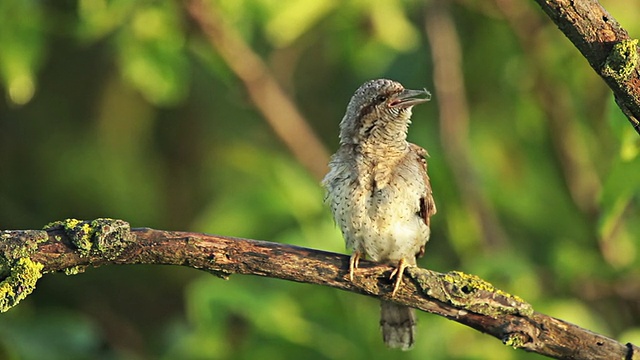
376;95;387;103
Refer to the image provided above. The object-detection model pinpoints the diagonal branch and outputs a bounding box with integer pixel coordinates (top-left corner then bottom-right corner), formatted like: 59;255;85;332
1;218;639;359
185;0;330;180
532;0;640;134
495;0;603;217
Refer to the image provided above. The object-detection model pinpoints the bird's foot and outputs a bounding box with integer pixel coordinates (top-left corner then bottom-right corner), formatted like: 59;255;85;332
349;251;361;282
389;258;410;297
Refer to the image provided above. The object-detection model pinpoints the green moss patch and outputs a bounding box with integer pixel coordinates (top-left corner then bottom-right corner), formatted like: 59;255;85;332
0;230;48;261
44;218;134;259
0;257;44;312
407;268;533;317
602;39;639;82
0;230;49;312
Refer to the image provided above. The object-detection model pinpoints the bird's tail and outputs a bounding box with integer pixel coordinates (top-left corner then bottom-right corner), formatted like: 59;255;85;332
380;301;416;350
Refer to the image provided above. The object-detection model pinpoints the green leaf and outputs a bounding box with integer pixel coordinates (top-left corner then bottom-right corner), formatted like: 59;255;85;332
115;3;188;105
0;1;44;105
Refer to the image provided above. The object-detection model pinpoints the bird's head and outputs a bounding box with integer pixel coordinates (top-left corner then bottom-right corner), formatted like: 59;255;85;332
339;79;431;145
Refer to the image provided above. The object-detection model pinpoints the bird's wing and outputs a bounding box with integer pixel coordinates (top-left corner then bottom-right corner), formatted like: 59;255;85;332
409;143;437;228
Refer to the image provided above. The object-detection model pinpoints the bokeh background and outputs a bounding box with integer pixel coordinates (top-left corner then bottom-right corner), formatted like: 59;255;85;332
1;0;639;359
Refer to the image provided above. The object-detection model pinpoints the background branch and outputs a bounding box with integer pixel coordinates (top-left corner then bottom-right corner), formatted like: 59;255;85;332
425;0;509;250
495;0;603;219
1;219;639;360
186;0;330;180
533;0;640;134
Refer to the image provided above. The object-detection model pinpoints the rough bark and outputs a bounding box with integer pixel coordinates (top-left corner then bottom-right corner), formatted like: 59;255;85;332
1;218;639;359
533;0;640;133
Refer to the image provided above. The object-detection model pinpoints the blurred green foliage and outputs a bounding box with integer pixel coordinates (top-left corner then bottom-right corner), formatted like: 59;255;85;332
1;0;639;359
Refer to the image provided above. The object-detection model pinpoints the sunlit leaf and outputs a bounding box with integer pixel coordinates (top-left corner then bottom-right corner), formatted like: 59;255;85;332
0;1;44;105
369;0;419;51
265;0;337;47
115;3;188;105
77;0;134;41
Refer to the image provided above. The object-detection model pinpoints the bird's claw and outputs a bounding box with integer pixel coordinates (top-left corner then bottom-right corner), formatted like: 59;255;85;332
349;251;361;281
389;258;409;297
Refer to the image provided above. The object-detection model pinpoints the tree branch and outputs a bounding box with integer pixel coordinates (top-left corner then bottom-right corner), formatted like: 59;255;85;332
495;0;603;217
185;0;330;180
1;218;639;359
425;0;510;249
533;0;640;134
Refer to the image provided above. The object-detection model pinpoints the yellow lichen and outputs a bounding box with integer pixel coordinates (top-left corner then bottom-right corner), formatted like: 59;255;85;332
503;333;526;349
46;218;134;259
1;219;133;312
446;271;527;303
0;229;48;312
0;257;44;312
63;218;94;255
602;39;639;82
42;220;64;230
63;218;82;229
63;265;86;276
1;230;48;260
441;271;533;317
407;267;534;317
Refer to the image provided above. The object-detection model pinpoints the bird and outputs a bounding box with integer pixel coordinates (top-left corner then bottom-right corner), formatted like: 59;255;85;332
322;78;436;350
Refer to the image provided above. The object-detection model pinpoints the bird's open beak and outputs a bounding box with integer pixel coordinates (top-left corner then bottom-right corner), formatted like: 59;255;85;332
389;88;431;108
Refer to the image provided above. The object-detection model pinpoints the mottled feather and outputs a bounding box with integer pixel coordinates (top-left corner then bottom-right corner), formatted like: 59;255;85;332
323;79;436;350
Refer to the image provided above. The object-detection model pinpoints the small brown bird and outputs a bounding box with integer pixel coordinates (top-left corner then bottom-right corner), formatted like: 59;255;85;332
322;79;436;350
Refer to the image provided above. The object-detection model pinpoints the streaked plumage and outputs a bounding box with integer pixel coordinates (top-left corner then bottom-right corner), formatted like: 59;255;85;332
323;79;436;350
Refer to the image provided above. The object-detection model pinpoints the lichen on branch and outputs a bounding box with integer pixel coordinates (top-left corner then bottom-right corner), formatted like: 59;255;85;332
43;218;135;259
0;257;44;312
0;218;135;313
1;218;638;359
0;229;48;312
532;0;640;134
407;268;533;318
602;39;640;82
